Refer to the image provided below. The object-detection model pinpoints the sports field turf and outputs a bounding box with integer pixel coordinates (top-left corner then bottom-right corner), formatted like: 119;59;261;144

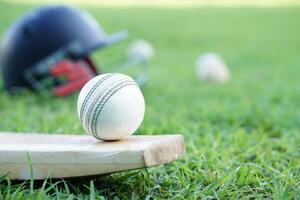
0;1;299;199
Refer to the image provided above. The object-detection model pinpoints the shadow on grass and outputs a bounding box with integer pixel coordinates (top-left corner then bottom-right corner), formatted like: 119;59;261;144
0;169;148;198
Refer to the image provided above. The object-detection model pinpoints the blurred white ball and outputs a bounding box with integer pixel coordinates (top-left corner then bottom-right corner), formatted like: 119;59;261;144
127;39;154;60
196;53;230;83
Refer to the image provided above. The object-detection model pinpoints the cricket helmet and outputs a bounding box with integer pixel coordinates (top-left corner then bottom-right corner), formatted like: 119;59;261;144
0;5;127;96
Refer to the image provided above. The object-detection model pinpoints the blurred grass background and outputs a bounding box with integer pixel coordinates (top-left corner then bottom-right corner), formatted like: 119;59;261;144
3;0;300;7
0;0;299;199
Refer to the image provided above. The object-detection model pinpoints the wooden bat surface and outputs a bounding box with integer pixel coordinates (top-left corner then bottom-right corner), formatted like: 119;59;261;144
0;132;185;180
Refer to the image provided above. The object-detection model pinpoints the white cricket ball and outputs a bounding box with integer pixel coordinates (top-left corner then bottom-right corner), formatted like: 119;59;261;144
196;53;230;83
77;73;145;141
127;39;154;60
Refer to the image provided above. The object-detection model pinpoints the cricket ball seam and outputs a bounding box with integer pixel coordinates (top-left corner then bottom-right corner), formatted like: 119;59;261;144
79;73;115;123
91;80;137;139
83;76;127;134
85;77;131;137
92;82;137;138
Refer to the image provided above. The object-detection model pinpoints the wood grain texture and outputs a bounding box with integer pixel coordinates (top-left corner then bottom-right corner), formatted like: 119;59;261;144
0;132;185;180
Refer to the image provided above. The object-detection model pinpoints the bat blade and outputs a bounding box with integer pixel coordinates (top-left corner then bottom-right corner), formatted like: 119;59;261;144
0;132;185;180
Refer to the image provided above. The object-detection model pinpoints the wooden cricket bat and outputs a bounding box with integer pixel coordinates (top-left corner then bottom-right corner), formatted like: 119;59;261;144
0;132;185;180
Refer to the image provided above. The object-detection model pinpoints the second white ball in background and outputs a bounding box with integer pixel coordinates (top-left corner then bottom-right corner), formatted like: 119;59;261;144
196;53;231;83
127;39;154;61
77;73;145;141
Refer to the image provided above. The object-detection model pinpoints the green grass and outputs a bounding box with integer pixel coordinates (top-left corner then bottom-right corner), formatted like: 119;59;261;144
0;2;300;199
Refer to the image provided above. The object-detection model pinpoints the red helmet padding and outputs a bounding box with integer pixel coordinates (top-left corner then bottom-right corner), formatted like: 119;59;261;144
50;60;96;96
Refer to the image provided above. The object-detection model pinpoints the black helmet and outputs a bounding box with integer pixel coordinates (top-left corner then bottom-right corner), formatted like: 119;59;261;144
0;5;127;96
